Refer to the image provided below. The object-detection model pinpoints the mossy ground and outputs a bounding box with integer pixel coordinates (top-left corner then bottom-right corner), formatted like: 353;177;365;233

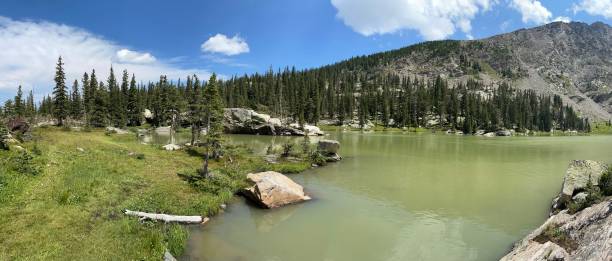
0;127;311;260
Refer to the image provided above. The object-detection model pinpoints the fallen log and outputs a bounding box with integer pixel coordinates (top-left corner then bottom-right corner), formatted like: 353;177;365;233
124;209;209;224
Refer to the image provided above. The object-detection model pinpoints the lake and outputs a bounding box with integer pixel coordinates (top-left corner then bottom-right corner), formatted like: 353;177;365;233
172;132;612;261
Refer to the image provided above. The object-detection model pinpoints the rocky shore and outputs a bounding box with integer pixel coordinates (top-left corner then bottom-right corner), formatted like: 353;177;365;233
501;160;611;260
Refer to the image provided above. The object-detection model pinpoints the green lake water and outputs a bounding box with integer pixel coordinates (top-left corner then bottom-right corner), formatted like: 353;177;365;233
172;132;612;261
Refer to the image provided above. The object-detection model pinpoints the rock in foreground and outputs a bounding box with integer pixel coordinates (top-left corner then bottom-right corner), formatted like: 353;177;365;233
500;198;612;261
502;159;612;260
242;171;311;208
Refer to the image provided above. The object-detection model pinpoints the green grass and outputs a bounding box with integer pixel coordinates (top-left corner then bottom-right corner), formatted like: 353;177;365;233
591;122;612;135
0;127;312;260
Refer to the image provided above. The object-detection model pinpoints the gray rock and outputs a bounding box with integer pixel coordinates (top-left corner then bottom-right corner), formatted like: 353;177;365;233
318;140;340;155
501;199;612;261
557;160;608;208
483;132;496;137
105;126;129;135
496;129;512;136
223;108;307;136
162;144;181;151
143;109;153;120
242;171;311;208
572;192;588;202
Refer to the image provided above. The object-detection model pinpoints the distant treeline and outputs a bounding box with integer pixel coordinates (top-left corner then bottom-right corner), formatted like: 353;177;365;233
1;57;590;133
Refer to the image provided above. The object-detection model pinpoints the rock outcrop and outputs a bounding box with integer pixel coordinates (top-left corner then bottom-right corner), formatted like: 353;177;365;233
552;160;608;210
500;198;612;261
241;171;311;208
223;108;324;136
501;160;612;260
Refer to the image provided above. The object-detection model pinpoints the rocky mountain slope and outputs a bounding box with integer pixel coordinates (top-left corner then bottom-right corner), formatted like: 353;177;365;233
326;21;612;120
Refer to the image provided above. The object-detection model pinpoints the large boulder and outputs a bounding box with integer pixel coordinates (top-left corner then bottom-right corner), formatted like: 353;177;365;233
303;125;324;136
501;199;612;261
552;160;608;210
242;171;311;208
317;140;342;162
143;109;154;120
223;108;310;136
318;140;340;154
8;118;30;134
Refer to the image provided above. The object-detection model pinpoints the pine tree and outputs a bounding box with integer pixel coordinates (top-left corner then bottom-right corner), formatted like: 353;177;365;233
25;90;35;120
52;56;68;126
14;85;24;117
127;74;140;126
82;72;91;120
119;70;129;127
89;75;108;127
107;67;121;127
199;73;224;178
70;79;83;120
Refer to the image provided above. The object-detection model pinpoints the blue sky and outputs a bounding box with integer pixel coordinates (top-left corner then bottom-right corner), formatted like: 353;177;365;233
0;0;611;102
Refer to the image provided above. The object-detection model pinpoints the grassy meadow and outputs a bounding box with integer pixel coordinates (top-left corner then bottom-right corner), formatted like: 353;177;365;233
0;127;312;260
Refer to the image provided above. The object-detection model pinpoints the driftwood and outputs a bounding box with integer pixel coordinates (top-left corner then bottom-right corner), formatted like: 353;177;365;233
124;209;209;224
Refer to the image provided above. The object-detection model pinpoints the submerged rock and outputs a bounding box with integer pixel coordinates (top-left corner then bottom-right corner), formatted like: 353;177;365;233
242;171;311;208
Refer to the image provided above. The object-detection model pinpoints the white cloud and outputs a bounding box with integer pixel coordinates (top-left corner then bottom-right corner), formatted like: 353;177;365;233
573;0;612;19
553;16;571;23
499;19;512;32
201;34;249;56
509;0;552;24
0;16;210;97
330;0;495;40
115;49;156;64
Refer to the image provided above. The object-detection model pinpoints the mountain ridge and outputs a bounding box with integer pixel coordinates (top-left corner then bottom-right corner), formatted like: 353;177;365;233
316;21;612;120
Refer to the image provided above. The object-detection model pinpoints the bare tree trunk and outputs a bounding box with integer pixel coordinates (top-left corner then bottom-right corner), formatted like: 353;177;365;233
200;115;212;179
124;209;208;224
190;123;196;145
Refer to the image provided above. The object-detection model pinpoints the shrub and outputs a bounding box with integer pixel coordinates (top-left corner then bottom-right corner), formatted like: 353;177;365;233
300;136;311;155
0;125;9;150
568;177;603;214
534;224;577;252
599;168;612;196
309;151;327;166
281;143;294;158
10;150;41;176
